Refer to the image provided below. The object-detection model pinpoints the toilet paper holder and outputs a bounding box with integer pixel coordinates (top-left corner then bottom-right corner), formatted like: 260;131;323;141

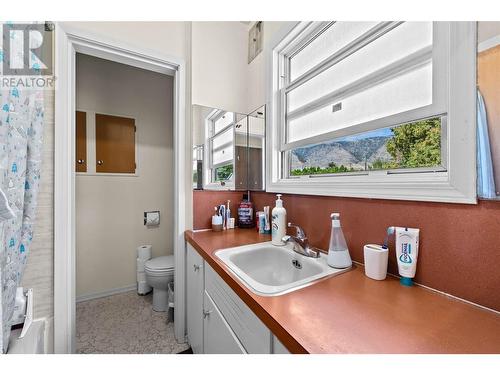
144;211;160;226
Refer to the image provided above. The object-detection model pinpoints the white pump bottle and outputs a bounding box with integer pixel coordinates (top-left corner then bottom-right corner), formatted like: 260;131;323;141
271;194;287;246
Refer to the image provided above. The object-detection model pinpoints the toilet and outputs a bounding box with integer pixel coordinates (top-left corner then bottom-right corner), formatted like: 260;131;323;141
144;255;174;311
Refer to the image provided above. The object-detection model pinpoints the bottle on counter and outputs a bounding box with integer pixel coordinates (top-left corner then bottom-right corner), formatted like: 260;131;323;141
327;213;352;269
237;192;254;228
271;194;287;246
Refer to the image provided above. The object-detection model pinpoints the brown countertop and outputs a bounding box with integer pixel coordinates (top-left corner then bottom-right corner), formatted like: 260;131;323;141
185;229;500;354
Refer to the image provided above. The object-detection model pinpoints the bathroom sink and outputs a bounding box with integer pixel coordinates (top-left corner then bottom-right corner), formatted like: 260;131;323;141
214;242;350;296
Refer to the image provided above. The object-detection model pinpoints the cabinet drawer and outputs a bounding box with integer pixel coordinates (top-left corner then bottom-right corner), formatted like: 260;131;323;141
205;264;271;353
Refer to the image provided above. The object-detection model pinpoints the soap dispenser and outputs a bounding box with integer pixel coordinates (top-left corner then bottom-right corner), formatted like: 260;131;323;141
271;194;287;246
327;213;352;269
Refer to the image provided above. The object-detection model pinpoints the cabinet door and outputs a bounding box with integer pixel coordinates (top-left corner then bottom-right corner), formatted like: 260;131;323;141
95;113;136;173
76;111;87;172
203;291;246;354
205;264;272;353
272;336;291;354
234;145;248;190
186;244;204;354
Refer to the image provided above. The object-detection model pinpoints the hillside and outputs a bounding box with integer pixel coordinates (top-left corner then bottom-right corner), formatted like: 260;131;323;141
291;136;392;171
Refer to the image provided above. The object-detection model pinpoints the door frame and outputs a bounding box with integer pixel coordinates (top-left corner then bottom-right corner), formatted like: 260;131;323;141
54;23;188;353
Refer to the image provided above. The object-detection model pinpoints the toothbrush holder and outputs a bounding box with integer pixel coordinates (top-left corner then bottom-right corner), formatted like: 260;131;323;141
363;244;389;280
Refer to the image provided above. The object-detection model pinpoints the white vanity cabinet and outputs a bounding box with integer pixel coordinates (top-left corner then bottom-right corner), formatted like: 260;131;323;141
203;291;246;353
186;243;204;354
186;242;290;354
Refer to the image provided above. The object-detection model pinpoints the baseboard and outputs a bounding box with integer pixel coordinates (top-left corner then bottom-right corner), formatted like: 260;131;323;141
76;284;137;303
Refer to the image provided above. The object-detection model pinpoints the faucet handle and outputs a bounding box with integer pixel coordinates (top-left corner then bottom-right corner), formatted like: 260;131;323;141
288;223;306;238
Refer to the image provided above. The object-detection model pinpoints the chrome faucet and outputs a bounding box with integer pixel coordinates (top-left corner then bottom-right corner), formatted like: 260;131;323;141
282;223;320;258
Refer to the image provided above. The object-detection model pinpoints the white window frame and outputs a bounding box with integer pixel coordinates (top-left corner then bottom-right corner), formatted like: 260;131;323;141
266;22;477;204
203;109;235;190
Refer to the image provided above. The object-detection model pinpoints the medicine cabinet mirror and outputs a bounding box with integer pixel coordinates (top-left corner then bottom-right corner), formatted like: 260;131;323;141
192;105;266;191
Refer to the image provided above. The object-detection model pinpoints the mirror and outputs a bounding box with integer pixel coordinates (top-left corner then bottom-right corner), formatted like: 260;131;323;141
192;105;265;191
246;106;265;190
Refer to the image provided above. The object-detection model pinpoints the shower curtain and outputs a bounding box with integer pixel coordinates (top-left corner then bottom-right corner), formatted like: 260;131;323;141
0;28;45;351
477;90;497;199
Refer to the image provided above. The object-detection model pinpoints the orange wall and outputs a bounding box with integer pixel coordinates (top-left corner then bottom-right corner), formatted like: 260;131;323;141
193;190;500;311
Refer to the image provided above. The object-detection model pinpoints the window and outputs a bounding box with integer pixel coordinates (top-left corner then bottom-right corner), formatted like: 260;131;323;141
206;110;235;187
267;22;477;203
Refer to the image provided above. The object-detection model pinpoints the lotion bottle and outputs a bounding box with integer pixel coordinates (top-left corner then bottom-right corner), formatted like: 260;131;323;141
271;194;286;246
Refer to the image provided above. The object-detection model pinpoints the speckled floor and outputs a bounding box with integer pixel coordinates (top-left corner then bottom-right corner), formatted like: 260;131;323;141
76;290;189;354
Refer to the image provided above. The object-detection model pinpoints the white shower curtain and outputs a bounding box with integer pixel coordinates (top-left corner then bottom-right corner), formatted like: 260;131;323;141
0;89;45;353
0;24;46;353
477;90;497;199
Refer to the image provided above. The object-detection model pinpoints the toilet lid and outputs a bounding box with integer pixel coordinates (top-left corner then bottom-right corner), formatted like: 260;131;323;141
145;255;174;271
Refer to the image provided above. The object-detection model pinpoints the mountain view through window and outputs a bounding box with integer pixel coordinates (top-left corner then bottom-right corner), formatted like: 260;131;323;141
289;117;442;176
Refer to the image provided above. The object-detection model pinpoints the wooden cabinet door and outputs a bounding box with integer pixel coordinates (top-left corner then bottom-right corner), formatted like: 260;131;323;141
248;147;263;190
234;145;247;190
203;291;246;354
95;113;136;173
76;111;87;172
186;244;204;354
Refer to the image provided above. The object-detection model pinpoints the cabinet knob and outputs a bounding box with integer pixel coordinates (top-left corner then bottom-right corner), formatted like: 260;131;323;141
193;264;202;272
97;160;104;165
203;309;213;318
77;159;85;164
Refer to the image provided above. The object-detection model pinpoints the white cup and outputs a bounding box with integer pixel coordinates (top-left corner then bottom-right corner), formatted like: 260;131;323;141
363;244;389;280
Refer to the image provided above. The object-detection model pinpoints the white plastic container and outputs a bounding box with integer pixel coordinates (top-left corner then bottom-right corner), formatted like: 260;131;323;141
395;227;420;286
271;194;287;246
363;244;388;280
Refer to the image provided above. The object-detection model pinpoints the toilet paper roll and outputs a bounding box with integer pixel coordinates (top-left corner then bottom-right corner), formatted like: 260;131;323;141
137;281;152;295
137;272;147;283
137;245;152;260
137;258;147;273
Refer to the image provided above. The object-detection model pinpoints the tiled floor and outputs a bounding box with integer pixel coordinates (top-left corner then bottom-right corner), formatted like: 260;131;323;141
76;290;189;354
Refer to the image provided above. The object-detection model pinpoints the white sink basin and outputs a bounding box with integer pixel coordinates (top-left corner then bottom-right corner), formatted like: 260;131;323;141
214;241;350;296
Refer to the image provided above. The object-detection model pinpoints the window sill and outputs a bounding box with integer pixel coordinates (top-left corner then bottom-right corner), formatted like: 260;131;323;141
266;173;477;204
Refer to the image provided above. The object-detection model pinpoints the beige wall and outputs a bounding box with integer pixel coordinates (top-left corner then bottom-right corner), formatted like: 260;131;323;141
191;21;293;115
246;22;293;113
191;22;250;114
75;54;174;298
478;21;500;43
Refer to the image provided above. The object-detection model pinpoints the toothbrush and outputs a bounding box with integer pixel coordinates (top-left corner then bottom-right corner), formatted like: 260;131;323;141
219;205;226;230
383;226;395;249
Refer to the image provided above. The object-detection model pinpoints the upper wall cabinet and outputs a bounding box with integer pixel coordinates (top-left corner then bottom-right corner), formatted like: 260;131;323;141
192;104;265;191
76;111;87;173
75;111;137;174
95;114;136;174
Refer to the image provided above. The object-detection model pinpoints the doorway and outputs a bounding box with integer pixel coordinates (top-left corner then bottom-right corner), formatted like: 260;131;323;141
54;24;188;353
